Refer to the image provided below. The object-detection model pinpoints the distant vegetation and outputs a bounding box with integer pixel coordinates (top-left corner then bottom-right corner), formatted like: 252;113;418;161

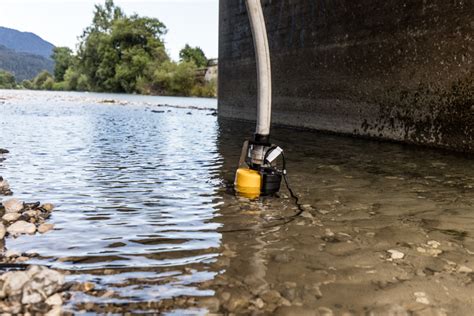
0;0;217;97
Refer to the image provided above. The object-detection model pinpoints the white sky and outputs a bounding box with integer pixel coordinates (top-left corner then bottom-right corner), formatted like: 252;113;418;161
0;0;218;60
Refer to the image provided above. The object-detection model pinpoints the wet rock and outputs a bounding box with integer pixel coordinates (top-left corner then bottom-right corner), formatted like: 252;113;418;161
225;291;250;312
273;253;291;263
281;287;297;301
198;297;220;313
0;223;5;239
24;210;40;218
22;266;65;304
2;198;24;213
41;203;55;212
7;220;36;235
0;270;29;298
3;212;21;222
38;223;55;234
72;282;95;292
45;293;63;306
260;290;282;304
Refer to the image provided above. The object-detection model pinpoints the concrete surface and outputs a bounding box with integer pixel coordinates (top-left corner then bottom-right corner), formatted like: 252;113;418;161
218;0;473;153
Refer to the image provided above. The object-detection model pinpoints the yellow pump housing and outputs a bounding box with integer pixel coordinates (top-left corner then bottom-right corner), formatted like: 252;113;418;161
234;168;262;199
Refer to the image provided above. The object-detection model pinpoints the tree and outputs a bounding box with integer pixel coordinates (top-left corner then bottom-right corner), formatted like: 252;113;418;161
51;47;74;81
32;71;53;90
179;44;208;68
0;70;16;89
77;0;168;93
152;60;197;96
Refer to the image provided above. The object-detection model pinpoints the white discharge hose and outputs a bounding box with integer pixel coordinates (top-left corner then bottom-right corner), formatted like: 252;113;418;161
245;0;272;137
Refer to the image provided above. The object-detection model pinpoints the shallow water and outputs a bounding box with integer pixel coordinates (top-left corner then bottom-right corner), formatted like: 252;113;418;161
1;90;474;314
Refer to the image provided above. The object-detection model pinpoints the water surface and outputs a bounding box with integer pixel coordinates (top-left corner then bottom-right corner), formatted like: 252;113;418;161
1;90;473;314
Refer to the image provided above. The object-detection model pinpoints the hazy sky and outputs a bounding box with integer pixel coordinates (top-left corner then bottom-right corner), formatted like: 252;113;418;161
0;0;218;60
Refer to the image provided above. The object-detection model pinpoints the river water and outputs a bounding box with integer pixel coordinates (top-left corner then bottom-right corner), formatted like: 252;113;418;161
1;90;473;315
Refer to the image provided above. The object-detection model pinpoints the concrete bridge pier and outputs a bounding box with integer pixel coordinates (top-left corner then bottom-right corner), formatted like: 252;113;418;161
218;0;473;153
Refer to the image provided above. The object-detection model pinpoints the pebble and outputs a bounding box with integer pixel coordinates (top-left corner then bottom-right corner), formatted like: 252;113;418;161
414;292;430;305
318;307;334;316
219;291;231;302
2;212;21;222
2;198;24;213
388;249;405;260
458;266;473;273
427;240;441;248
253;298;265;309
260;290;282;304
198;297;220;313
38;223;55;234
225;291;250;312
7;220;36;235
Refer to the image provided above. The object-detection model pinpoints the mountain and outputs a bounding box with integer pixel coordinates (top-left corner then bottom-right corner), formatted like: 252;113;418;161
0;45;54;81
0;27;54;59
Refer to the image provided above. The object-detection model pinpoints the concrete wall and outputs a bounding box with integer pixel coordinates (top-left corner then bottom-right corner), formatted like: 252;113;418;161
218;0;473;153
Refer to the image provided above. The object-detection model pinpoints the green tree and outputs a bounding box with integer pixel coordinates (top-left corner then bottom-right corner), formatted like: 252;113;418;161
21;79;33;90
32;71;53;90
152;61;197;96
0;70;16;89
51;47;74;81
77;0;168;93
179;44;208;68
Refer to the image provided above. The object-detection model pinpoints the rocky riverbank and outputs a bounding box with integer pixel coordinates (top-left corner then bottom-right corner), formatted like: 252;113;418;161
0;149;97;315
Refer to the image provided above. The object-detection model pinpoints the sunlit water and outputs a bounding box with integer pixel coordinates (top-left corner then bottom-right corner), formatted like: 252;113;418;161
1;90;473;314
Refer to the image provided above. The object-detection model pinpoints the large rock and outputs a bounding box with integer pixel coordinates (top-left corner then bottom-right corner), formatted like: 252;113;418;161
2;213;21;222
2;198;24;213
0;266;64;305
7;220;36;235
0;271;30;299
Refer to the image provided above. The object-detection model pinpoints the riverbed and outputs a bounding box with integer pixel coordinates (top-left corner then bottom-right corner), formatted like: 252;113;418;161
1;90;473;314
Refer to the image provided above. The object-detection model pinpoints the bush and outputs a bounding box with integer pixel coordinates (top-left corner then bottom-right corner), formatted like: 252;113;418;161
0;70;16;89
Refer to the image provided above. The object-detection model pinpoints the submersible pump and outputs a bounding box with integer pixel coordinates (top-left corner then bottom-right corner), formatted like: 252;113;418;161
234;0;285;199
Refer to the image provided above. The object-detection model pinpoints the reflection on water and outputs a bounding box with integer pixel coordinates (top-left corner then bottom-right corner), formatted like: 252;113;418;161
1;90;473;314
